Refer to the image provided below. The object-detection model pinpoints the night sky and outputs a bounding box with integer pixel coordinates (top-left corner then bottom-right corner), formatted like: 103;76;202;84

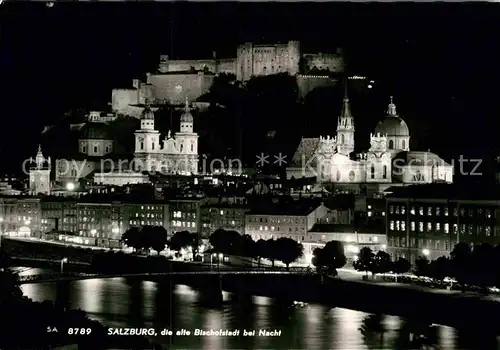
1;3;499;173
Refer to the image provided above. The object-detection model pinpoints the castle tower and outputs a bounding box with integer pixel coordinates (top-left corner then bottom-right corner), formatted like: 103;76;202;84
134;103;160;171
336;87;355;156
29;145;51;195
287;41;301;75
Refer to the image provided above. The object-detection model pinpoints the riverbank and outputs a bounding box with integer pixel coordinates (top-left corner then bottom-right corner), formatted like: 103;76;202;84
7;238;500;333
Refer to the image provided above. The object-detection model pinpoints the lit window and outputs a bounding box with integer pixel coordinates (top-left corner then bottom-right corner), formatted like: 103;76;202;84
419;222;424;232
444;223;449;233
427;222;432;231
411;222;415;231
401;221;406;231
389;221;394;230
444;207;449;216
419;207;424;215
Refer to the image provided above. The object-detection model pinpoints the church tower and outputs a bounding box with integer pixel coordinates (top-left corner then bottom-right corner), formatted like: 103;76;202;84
134;103;160;171
174;98;199;174
336;88;355;156
29;145;51;195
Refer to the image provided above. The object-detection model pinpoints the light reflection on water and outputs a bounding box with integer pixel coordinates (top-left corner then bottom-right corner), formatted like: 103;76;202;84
19;268;500;350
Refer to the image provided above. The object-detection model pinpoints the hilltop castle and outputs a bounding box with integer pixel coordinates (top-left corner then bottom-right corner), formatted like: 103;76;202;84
111;41;344;116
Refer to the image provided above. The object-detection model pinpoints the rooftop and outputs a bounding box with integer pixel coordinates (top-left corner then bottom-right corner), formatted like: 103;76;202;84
385;183;500;201
309;223;381;234
247;199;323;216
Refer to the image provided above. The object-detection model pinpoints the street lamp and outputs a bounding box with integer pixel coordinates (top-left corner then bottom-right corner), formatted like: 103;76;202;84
60;257;68;273
66;182;75;191
422;249;430;257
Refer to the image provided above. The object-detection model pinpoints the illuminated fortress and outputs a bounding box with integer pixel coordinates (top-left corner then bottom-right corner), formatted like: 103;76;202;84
111;41;345;116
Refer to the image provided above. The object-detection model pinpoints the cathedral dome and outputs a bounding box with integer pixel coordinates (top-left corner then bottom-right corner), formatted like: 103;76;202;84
141;106;155;120
374;97;410;137
180;110;193;123
180;98;193;123
79;122;111;140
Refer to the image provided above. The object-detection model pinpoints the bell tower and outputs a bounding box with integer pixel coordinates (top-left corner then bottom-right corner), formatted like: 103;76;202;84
29;145;51;195
336;84;355;156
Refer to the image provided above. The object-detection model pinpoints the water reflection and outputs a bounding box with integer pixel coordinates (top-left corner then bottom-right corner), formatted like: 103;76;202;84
18;271;500;350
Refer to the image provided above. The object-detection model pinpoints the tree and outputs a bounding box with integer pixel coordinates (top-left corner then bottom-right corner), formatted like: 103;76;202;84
450;242;473;286
414;256;430;277
354;247;374;276
169;231;195;253
240;234;257;259
255;239;269;266
145;226;169;255
393;258;411;275
312;247;325;272
209;229;243;255
471;243;495;289
372;251;393;275
275;237;303;269
428;256;451;281
120;227;142;252
319;240;346;274
265;239;278;267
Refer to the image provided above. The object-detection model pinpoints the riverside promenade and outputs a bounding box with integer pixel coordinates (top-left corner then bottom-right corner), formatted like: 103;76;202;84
6;237;500;333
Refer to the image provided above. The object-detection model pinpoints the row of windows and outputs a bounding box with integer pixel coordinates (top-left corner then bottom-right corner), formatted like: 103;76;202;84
172;211;197;219
390;220;494;236
171;221;196;229
390;237;450;250
247;217;306;224
81;145;111;154
248;225;305;233
139;142;195;153
389;204;494;218
129;220;163;226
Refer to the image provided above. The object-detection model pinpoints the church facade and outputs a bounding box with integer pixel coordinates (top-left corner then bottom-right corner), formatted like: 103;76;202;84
133;98;199;174
29;145;51;195
286;96;453;191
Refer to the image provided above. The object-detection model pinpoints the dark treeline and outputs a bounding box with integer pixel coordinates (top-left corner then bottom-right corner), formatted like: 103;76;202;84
411;242;500;292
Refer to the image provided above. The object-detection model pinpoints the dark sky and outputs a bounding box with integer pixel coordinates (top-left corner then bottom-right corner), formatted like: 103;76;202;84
1;2;499;171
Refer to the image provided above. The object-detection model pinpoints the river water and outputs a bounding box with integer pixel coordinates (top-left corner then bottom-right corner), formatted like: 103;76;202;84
18;268;500;350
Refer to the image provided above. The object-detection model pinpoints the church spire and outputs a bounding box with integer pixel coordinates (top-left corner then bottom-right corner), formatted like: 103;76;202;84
388;96;397;116
336;82;355;156
35;145;44;169
184;96;190;113
338;82;353;126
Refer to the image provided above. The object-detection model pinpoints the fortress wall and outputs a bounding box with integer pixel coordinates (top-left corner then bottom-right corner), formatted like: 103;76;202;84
111;89;138;112
217;58;237;74
296;75;339;98
303;53;345;73
138;84;155;104
167;59;217;73
149;73;214;105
